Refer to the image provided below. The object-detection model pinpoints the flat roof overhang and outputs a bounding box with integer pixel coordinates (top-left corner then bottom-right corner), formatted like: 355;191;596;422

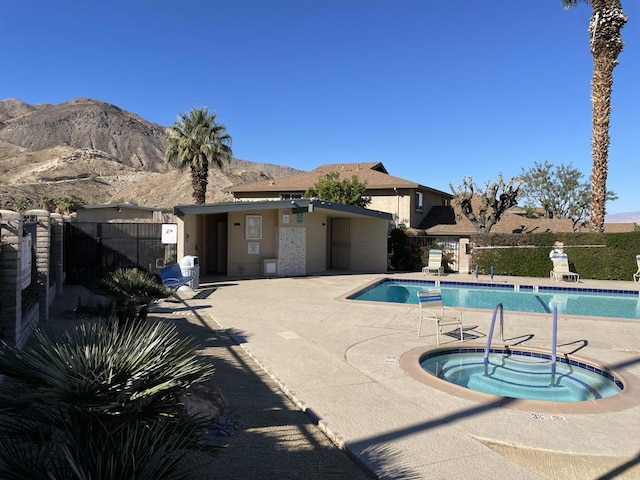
173;199;393;221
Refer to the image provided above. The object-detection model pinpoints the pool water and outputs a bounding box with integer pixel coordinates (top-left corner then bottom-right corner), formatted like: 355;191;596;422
348;279;640;319
420;348;623;402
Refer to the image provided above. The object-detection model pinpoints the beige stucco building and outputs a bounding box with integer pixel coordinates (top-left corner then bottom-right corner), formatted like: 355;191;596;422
173;199;392;277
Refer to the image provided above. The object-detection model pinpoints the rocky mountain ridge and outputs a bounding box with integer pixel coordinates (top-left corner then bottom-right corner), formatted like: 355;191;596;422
0;98;301;210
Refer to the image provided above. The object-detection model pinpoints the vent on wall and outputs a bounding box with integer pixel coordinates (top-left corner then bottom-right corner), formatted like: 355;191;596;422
263;259;278;276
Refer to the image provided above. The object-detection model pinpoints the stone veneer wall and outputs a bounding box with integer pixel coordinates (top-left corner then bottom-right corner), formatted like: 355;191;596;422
31;209;52;323
0;210;24;347
277;227;306;276
0;209;66;347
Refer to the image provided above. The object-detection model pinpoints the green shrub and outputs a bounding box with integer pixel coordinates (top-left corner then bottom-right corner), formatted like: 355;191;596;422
0;320;219;479
99;268;171;325
388;227;421;271
470;232;640;280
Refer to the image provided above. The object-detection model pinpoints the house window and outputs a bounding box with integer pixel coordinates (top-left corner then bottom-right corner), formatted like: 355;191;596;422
415;192;424;212
246;215;262;240
280;193;303;200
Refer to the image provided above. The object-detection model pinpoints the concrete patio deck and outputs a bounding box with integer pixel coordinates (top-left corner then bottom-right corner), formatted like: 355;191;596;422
152;271;640;479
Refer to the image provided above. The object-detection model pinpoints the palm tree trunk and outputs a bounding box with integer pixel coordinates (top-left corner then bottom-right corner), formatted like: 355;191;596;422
191;166;208;204
589;55;614;232
587;0;627;232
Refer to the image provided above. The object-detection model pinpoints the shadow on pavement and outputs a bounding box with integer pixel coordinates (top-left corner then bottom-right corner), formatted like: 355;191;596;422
47;285;381;480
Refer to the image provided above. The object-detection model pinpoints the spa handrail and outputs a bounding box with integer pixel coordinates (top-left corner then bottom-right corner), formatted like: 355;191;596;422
483;303;559;379
484;302;504;367
551;306;558;378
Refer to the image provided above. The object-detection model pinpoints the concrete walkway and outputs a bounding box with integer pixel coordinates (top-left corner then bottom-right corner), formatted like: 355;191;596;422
154;272;640;479
49;272;640;479
48;285;372;480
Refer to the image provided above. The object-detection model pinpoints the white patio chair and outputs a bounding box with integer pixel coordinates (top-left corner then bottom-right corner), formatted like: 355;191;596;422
417;290;463;344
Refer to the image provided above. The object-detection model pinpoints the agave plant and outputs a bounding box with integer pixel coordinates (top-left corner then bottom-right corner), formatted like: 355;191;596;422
99;268;171;325
0;320;219;479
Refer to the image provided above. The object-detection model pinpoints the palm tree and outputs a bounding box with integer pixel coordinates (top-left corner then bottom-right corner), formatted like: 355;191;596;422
165;107;233;204
562;0;627;232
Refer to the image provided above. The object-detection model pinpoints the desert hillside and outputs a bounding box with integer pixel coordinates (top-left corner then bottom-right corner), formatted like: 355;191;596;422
0;98;301;210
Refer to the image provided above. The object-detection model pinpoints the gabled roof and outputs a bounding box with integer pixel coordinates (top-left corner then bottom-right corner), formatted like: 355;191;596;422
174;199;393;221
312;162;388;174
227;162;452;197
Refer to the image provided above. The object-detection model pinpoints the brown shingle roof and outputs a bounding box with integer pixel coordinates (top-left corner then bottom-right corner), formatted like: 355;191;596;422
418;195;576;236
418;201;636;236
227;162;451;196
604;223;636;233
312;162;388;174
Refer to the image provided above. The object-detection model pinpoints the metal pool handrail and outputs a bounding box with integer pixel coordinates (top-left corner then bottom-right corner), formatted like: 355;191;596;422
484;302;504;372
551;306;558;382
482;303;559;381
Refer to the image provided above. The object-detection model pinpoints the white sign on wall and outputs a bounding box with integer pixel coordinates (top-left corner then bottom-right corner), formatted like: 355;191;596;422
161;224;178;244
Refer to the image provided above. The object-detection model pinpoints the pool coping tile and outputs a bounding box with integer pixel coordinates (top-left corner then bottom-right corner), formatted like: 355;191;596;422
399;343;640;415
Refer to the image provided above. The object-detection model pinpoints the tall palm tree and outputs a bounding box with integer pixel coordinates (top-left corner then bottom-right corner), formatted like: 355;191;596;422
165;107;233;204
562;0;627;232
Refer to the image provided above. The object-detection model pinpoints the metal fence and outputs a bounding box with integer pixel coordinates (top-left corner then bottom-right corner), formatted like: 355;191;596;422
64;223;177;284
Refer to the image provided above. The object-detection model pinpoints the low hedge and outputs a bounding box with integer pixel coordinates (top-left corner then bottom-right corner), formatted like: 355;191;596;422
471;231;640;281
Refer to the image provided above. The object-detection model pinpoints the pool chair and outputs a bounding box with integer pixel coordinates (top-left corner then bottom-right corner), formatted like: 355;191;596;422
417;290;464;345
421;249;444;276
634;255;640;284
549;253;579;283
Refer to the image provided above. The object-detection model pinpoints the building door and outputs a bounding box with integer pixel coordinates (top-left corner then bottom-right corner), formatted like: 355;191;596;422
216;221;228;274
330;218;350;270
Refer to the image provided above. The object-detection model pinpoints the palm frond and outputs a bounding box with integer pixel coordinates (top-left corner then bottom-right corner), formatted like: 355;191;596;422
164;107;233;204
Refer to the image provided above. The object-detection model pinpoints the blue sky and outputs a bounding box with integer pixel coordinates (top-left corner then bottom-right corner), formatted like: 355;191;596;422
2;0;638;214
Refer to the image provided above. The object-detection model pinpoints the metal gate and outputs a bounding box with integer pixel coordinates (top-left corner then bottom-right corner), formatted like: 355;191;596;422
330;218;350;270
64;222;176;284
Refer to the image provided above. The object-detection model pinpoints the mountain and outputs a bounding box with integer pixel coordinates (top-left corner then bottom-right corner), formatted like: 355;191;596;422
0;98;301;210
606;211;640;224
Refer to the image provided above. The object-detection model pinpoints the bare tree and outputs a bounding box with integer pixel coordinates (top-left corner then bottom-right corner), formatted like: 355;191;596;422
449;174;521;234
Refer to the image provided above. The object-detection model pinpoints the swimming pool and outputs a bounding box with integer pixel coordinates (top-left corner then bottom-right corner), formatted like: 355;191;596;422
347;278;640;319
419;347;623;402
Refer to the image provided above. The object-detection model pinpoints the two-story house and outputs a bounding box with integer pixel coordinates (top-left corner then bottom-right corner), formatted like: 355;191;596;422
227;161;453;229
